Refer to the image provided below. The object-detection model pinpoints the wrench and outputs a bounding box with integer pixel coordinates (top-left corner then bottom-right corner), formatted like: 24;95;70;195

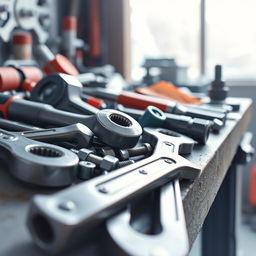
81;87;227;123
0;94;142;149
26;128;200;253
0;128;78;187
106;180;188;256
30;73;100;115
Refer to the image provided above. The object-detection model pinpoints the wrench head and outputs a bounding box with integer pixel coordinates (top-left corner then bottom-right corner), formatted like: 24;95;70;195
143;127;195;155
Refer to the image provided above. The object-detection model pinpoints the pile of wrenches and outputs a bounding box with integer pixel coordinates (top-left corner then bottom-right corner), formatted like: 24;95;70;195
0;68;239;255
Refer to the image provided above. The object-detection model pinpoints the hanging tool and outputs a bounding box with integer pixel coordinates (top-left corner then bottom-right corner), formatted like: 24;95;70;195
26;127;200;253
0;94;142;148
0;128;78;186
81;87;227;123
0;0;50;43
36;44;79;76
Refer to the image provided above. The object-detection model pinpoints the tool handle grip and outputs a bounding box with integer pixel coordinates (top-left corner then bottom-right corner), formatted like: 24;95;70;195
117;91;173;111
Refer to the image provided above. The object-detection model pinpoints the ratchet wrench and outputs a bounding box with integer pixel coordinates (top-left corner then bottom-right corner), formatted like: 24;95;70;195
27;128;200;253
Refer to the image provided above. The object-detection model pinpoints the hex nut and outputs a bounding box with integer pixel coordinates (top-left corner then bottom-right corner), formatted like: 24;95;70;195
78;161;96;180
78;148;93;161
99;155;119;171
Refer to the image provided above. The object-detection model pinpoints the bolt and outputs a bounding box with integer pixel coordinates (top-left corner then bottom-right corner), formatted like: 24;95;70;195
77;148;119;171
58;201;76;211
117;143;152;160
118;159;135;168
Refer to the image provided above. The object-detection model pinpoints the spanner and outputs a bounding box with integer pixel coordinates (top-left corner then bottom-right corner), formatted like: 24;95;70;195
106;180;188;256
0;94;142;149
0;128;79;187
27;128;200;253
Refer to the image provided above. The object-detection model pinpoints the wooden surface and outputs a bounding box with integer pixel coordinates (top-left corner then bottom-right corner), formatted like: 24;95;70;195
0;98;252;255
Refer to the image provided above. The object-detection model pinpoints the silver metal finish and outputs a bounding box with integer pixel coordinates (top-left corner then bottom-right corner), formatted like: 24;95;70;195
27;128;200;253
106;180;189;256
0;128;78;187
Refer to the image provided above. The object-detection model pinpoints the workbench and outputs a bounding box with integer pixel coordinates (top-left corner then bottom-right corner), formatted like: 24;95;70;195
0;98;252;256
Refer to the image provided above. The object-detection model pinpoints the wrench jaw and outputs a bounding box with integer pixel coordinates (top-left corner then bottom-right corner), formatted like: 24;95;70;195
106;180;189;256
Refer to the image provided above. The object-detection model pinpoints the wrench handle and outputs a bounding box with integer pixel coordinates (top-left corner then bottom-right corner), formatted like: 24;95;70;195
27;154;199;253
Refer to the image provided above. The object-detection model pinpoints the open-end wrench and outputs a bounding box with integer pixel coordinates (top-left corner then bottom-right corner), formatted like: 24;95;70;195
0;94;142;149
26;128;200;253
81;87;227;123
30;73;101;115
0;128;78;187
106;180;188;256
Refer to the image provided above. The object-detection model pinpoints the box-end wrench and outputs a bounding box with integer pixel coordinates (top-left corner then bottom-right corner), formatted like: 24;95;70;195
0;128;78;187
106;180;188;256
26;128;200;254
0;94;142;149
81;87;227;123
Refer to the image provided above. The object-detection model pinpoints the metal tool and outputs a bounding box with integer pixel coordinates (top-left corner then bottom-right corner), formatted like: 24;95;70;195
0;94;142;148
106;180;188;256
0;0;50;43
30;73;99;115
118;105;213;144
19;123;94;150
36;44;79;76
0;128;78;187
27;127;200;253
0;118;40;131
81;87;227;123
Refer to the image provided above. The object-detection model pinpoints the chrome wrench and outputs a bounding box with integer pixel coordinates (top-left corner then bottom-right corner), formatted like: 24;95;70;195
26;128;200;253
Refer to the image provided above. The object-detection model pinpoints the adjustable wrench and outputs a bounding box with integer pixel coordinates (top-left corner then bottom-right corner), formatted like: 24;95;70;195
0;128;79;187
27;128;200;253
0;94;142;149
106;180;188;256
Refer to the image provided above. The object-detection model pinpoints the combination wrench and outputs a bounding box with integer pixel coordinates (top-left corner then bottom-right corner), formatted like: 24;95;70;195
0;94;142;149
26;128;200;254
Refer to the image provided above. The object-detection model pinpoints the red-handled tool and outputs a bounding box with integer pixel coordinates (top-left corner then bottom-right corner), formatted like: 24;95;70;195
81;87;226;122
36;44;79;76
0;66;43;92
